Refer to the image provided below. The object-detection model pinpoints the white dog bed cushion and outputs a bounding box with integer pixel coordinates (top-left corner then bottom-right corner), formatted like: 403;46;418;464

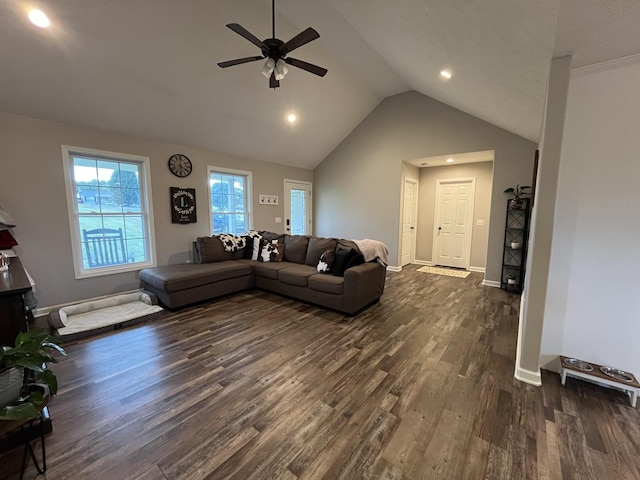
49;291;163;340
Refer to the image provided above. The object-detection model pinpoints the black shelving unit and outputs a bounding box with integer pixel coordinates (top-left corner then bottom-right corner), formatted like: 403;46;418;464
501;198;530;293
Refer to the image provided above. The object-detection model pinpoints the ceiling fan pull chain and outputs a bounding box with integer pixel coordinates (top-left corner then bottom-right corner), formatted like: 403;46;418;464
272;0;276;39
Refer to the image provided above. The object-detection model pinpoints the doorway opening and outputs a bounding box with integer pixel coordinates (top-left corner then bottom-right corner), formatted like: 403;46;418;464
400;150;494;273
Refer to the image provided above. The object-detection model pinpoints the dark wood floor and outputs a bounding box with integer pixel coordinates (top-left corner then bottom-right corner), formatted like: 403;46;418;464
2;266;639;479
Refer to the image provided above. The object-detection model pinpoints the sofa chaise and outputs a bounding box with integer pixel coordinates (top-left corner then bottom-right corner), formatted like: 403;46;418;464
139;232;387;315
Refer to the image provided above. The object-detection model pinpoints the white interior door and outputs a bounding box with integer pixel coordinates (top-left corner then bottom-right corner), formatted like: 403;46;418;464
433;178;476;269
401;178;418;266
284;180;312;235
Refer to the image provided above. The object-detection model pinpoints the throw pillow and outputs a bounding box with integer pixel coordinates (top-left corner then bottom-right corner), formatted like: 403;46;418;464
241;235;253;259
331;247;358;276
317;249;335;273
345;253;365;271
259;240;283;262
273;243;285;262
251;235;263;261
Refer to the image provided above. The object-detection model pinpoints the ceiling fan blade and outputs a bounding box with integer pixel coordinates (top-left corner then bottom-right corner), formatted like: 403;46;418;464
279;27;320;54
226;23;267;50
284;57;327;77
269;72;280;89
218;56;264;68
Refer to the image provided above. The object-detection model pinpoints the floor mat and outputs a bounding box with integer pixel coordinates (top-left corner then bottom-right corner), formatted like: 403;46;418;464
416;266;471;278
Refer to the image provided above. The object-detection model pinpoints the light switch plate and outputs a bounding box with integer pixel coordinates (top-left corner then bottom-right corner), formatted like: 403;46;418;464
275;217;282;224
476;219;484;226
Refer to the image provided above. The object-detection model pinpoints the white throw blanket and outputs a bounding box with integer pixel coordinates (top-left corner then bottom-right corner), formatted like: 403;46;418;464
353;239;389;267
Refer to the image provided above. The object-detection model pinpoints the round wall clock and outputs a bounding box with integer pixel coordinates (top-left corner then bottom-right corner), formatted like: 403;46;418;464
168;154;192;177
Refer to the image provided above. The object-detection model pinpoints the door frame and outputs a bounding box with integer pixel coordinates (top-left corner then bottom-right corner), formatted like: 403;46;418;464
283;179;312;235
400;177;419;266
432;177;476;269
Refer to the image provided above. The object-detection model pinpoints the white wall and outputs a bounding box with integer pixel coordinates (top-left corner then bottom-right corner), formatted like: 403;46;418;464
540;57;640;375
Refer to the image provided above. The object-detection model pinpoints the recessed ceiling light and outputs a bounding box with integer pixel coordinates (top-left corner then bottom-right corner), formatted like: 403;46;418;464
287;113;297;124
440;70;452;79
28;9;50;28
446;158;454;163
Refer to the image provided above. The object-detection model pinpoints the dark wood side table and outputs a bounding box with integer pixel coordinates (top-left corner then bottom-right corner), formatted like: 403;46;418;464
0;257;32;347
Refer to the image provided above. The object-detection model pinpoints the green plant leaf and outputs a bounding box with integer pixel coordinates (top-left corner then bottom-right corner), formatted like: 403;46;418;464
0;403;41;421
36;369;58;395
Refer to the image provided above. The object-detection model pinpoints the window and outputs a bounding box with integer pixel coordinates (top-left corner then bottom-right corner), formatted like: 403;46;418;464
208;167;252;235
62;146;156;278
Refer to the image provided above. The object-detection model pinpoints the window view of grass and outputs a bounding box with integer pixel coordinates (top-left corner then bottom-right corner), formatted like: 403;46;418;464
73;157;148;269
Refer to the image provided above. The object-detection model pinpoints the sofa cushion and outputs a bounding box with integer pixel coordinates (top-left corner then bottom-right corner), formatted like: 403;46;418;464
278;264;317;287
283;235;309;264
261;231;285;243
308;274;344;295
140;261;251;292
196;236;244;263
253;261;298;280
338;239;360;253
305;237;338;266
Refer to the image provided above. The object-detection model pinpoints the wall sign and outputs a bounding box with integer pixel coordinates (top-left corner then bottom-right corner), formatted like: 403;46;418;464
170;187;197;224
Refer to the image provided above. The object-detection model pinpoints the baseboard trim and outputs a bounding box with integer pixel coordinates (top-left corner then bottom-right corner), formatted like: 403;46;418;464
482;279;501;288
412;260;433;266
386;265;402;273
514;295;542;386
34;288;141;318
468;266;485;273
514;366;542;386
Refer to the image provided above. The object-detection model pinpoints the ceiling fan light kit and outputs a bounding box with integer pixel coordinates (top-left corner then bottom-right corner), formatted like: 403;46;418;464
218;0;327;89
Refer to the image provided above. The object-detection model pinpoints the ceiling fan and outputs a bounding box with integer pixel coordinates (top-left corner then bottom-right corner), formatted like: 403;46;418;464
217;0;328;88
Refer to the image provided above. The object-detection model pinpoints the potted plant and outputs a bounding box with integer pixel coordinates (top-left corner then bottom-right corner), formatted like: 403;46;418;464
504;184;531;209
506;274;518;285
0;328;66;421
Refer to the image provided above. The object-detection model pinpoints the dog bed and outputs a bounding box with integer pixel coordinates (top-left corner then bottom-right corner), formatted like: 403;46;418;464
48;291;163;341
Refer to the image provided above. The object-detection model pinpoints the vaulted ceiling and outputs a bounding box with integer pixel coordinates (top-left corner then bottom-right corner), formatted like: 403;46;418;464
1;1;638;169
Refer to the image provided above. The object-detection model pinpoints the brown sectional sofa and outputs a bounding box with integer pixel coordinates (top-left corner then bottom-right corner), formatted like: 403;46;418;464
139;232;386;315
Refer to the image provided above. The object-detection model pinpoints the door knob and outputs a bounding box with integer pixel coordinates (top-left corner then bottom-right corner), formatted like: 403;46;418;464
438;226;442;231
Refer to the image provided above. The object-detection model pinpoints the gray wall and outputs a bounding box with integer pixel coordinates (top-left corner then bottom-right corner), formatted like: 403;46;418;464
0;112;312;308
416;161;494;270
314;90;537;278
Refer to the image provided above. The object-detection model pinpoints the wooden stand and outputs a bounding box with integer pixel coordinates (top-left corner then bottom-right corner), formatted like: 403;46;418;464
560;356;640;407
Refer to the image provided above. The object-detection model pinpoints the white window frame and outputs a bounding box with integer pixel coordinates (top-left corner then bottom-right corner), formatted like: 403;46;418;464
208;166;253;235
62;145;157;279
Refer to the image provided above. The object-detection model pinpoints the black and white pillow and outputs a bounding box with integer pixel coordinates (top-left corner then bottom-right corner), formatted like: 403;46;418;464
317;249;335;273
241;231;263;260
218;234;247;252
259;240;284;262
